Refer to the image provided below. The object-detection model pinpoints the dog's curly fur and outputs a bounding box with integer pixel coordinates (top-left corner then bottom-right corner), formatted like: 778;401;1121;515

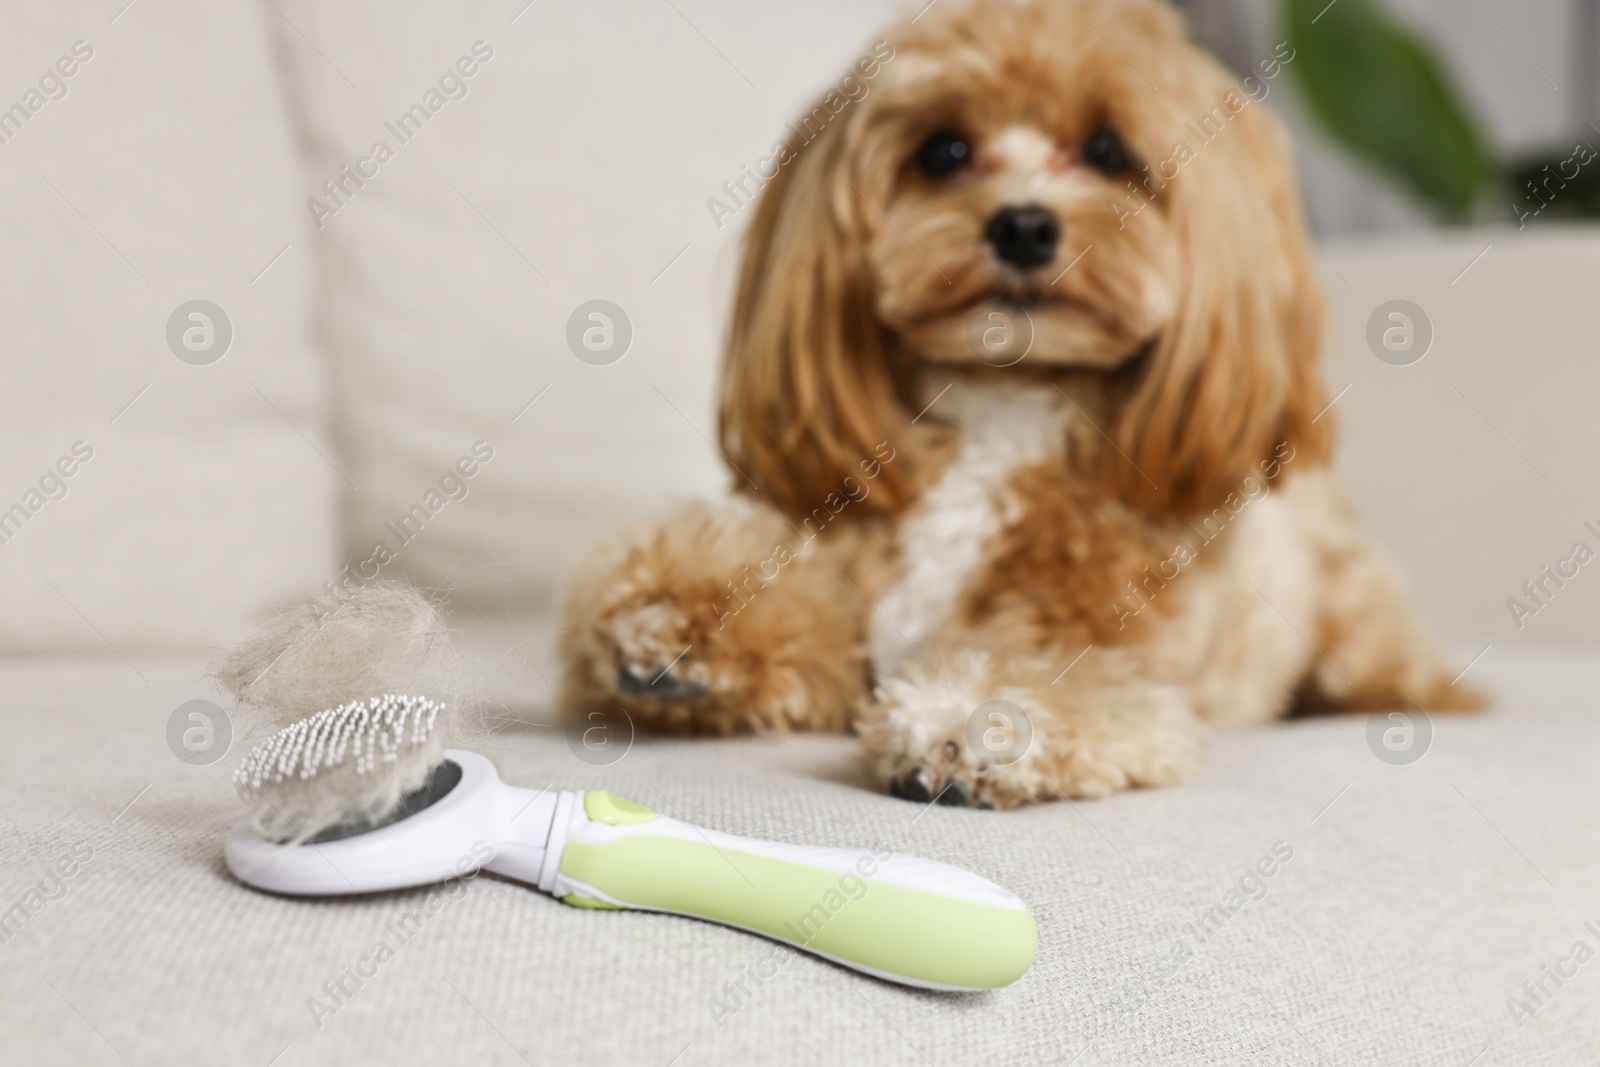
559;0;1482;808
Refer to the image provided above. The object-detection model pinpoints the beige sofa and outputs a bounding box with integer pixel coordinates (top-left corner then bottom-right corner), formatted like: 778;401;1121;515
2;3;1596;1064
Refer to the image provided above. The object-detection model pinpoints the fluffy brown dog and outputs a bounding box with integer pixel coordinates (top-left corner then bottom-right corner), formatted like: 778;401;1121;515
560;0;1480;808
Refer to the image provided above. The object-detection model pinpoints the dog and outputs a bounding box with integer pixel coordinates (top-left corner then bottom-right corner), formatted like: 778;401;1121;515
559;0;1481;808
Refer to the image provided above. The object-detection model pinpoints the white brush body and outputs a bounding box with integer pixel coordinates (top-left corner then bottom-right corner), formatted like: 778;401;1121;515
224;749;1038;990
225;750;555;895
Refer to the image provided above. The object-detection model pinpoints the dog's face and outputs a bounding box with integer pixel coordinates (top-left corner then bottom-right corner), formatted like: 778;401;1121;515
863;29;1181;369
721;0;1329;520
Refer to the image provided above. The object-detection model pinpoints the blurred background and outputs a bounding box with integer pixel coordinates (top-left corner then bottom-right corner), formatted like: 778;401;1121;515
0;0;1594;713
1188;0;1600;233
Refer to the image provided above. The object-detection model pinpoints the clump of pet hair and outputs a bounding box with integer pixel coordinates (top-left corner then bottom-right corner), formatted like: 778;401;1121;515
214;581;485;843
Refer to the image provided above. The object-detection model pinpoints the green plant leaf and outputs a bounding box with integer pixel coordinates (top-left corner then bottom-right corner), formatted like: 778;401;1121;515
1282;0;1498;221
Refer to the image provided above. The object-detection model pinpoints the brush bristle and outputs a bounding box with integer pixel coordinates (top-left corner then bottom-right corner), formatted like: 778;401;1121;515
232;694;448;844
234;695;442;792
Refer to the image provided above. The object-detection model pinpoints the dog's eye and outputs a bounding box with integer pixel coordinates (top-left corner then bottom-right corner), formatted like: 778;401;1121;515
914;129;971;179
1082;126;1132;174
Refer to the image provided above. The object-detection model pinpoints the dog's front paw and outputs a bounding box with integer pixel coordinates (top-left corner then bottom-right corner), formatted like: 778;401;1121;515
606;602;712;704
859;651;1207;809
580;596;791;735
616;660;710;702
887;741;996;809
559;499;871;735
883;725;1052;810
859;659;1047;810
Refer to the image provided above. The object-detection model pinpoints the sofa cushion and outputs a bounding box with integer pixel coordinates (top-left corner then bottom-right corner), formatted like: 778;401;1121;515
0;1;336;652
0;651;1593;1064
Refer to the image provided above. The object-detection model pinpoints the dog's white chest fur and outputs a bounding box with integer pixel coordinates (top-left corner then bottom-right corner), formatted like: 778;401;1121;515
870;379;1072;679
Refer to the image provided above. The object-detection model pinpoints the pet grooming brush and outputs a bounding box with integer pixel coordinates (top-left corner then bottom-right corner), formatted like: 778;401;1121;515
224;696;1037;991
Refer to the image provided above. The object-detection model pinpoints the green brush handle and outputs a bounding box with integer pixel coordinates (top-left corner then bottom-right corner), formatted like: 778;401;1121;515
551;791;1036;990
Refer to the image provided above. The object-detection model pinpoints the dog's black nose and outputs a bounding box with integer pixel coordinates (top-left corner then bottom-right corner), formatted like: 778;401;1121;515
985;205;1060;270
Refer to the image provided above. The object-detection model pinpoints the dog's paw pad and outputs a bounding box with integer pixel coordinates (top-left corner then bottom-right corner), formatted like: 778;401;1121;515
891;767;934;803
601;601;716;703
936;779;969;807
888;765;974;807
615;659;710;703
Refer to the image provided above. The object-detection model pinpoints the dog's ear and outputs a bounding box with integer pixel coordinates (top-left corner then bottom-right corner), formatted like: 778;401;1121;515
717;107;920;522
1106;80;1330;516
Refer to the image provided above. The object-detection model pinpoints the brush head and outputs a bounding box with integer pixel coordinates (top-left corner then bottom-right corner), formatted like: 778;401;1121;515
233;694;449;843
213;581;485;844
